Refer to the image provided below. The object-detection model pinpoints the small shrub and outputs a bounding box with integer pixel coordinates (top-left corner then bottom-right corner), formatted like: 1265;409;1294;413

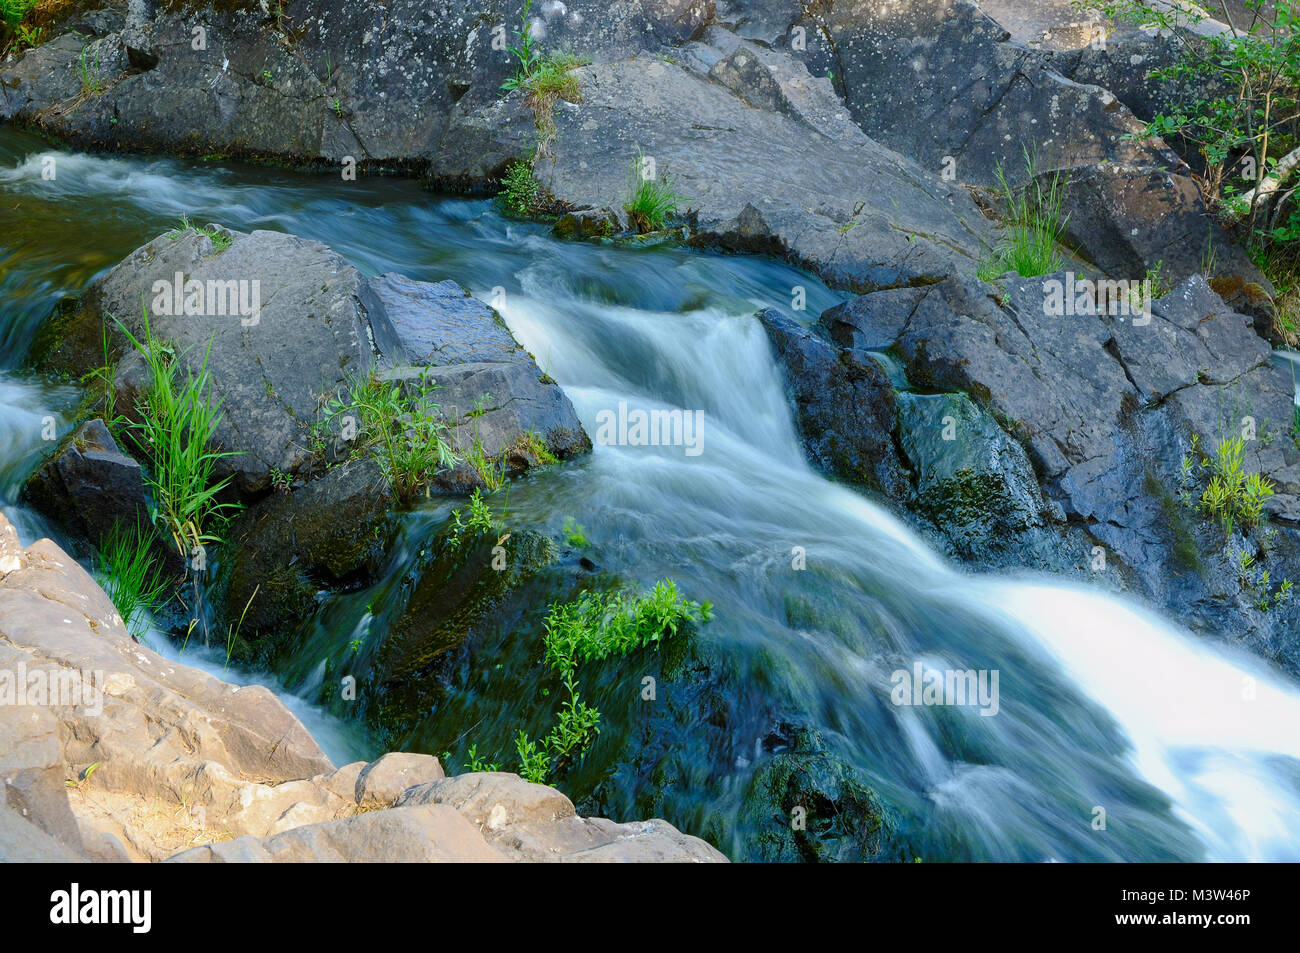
1198;436;1275;534
499;158;542;216
446;488;500;551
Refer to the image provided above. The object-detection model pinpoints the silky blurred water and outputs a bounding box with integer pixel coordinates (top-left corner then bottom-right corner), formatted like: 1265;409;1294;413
3;128;1300;861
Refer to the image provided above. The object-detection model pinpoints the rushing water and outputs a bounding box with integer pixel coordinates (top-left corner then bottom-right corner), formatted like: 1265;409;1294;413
3;127;1300;861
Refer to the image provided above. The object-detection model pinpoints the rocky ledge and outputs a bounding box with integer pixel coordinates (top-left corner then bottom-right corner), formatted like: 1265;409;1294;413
0;513;725;862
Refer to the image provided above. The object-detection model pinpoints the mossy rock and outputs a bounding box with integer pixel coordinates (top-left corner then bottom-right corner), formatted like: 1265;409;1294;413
739;724;894;863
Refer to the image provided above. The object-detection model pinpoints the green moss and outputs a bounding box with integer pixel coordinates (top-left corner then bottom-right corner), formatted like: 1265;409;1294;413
1146;470;1203;574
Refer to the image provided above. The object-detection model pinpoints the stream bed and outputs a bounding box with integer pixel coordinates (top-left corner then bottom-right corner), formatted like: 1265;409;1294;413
4;127;1300;862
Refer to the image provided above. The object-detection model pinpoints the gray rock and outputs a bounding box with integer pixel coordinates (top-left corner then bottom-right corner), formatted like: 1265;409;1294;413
895;392;1048;557
1054;163;1270;304
816;0;1181;187
21;418;154;552
433;50;993;292
756;309;907;499
33;227;399;495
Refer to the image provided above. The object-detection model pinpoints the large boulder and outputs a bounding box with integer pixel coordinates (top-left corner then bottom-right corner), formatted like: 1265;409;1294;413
431;46;994;291
30;226;591;639
32;226;401;495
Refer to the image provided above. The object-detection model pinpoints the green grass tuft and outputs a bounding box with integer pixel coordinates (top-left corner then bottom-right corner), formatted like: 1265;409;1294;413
115;307;241;557
624;154;686;233
978;149;1068;279
97;522;169;640
330;370;459;504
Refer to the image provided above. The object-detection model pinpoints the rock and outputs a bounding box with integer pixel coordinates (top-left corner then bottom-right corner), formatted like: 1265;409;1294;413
31;226;402;495
739;724;893;863
397;772;729;862
818;0;1182;187
0;512;725;862
0;0;706;166
369;528;561;727
895;392;1049;558
371;275;521;366
371;272;592;474
757;310;907;499
801;272;1300;670
167;805;505;863
31;226;591;644
220;456;393;651
354;752;446;808
1054;163;1270;303
431;49;993;292
21;418;153;553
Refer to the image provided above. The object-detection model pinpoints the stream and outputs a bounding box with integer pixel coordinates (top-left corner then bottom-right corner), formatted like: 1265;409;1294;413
3;126;1300;862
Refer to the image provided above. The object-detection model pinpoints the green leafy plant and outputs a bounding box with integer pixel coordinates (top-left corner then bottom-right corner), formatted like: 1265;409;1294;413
515;729;550;784
517;580;712;782
446;488;501;551
1197;435;1275;534
329;370;459;504
561;517;588;548
464;743;501;773
114;308;241;557
269;466;291;494
499;158;542;216
97;522;169;640
624;152;686;233
978;148;1068;279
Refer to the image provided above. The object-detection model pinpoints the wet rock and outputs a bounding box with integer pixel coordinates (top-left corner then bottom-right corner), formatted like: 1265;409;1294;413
369;528;560;726
822;272;1300;669
757;309;907;499
21;418;153;552
371;273;592;475
31;226;402;496
739;725;893;863
895;392;1049;558
220;456;393;650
